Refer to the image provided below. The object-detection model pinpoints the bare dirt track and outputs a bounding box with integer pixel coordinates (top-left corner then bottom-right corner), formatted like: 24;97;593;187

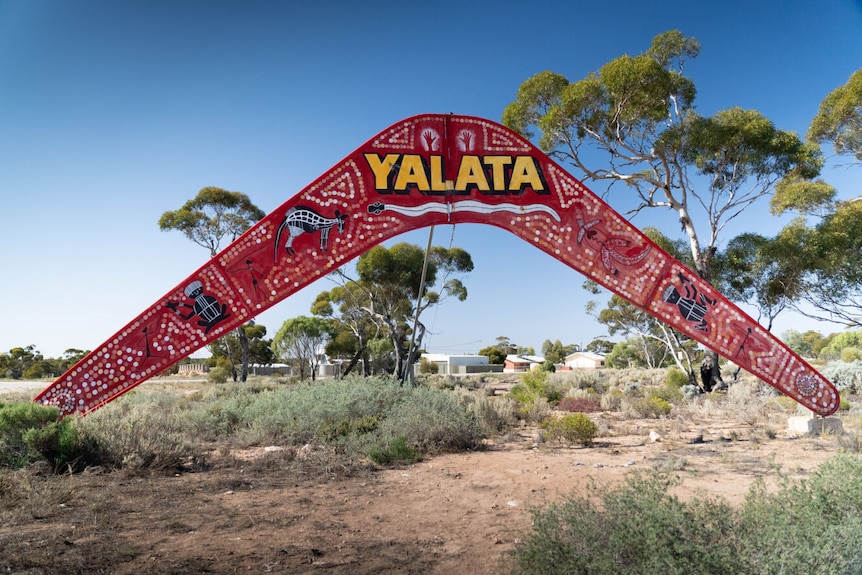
0;400;844;575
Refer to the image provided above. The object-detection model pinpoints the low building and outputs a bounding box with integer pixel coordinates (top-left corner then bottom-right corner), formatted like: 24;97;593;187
177;363;208;375
504;354;545;373
563;351;606;370
420;353;495;375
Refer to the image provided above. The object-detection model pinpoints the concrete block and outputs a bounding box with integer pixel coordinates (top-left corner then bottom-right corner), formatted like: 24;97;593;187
787;416;844;437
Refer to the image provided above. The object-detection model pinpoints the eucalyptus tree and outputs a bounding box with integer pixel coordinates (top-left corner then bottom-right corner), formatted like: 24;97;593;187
503;30;822;387
311;281;382;377
808;68;862;163
272;316;332;381
767;68;862;327
159;187;266;381
714;233;795;332
312;242;473;380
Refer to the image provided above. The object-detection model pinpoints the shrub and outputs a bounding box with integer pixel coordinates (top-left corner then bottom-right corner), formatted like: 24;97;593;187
507;470;741;574
680;384;701;399
23;418;96;473
511;370;564;408
419;357;439;374
368;436;420;466
549;370;608;393
600;389;623;411
208;366;231;384
822;360;862;393
737;454;862;574
841;347;862;363
665;368;689;389
76;401;194;473
464;395;517;435
317;414;380;441
541;413;598;446
0;402;62;468
374;385;482;453
621;395;672;419
648;383;683;403
507;455;862;575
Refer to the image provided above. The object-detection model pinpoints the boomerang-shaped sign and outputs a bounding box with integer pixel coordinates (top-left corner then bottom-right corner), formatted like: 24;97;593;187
35;114;839;416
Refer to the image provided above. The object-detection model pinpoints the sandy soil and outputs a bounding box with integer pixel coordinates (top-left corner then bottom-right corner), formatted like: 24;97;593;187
0;396;844;575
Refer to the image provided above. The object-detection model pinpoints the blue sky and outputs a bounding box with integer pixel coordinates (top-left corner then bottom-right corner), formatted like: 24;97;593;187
1;0;860;360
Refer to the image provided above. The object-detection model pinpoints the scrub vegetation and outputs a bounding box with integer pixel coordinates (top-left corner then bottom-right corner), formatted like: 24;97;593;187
3;369;862;573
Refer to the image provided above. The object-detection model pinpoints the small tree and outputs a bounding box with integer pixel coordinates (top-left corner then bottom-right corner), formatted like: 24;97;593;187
271;316;332;380
314;242;473;380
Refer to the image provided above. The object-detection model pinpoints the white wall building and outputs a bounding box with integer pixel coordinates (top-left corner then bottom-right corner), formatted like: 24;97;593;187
563;351;606;370
420;353;491;375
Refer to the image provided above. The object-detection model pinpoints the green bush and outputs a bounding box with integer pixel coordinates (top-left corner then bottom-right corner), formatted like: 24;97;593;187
823;360;862;393
665;368;689;389
541;413;598;446
368;436;420;466
507;471;741;574
621;395;672;419
0;402;62;468
183;375;483;460
506;454;862;575
419;357;439;374
207;366;231;384
374;385;482;453
737;453;862;574
510;370;564;409
23;418;96;472
841;347;862;363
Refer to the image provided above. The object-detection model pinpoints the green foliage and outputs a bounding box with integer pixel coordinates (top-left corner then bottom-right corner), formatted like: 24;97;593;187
738;454;862;574
665;367;689;388
374;385;481;453
808;68;862;161
541;413;598;446
820;330;862;360
317;414;380;442
368;436;419;466
510;369;564;410
507;470;741;575
781;329;826;357
477;345;506;365
841;347;862;363
650;381;684;404
822;361;862;393
541;339;577;364
419;357;439;374
621;395;672;419
0;345;68;380
600;389;624;411
272;315;332;380
184;376;482;459
507;455;862;575
23;419;93;472
208;366;230;384
358;242;473;373
0;402;61;467
158;186;265;257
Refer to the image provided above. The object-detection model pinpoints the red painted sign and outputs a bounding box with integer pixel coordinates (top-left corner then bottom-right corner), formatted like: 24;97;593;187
35;114;840;416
